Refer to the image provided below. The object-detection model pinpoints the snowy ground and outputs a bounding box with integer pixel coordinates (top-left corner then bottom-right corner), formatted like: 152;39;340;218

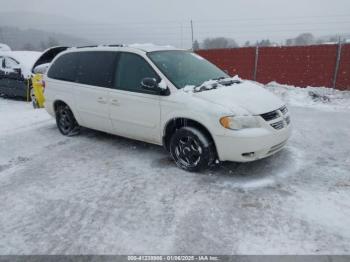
0;84;350;255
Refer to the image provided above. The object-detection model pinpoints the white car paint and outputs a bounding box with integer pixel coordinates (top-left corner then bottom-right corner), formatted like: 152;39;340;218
44;45;291;163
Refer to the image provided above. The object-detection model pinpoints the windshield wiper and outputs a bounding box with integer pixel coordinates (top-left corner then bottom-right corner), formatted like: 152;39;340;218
219;78;241;86
210;76;226;81
194;77;241;93
210;77;241;85
194;82;219;93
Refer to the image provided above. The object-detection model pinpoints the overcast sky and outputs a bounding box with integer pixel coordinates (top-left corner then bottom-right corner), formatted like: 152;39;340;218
1;0;349;47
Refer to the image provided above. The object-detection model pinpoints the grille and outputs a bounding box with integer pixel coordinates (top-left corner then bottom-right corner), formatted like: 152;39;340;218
280;105;288;115
271;120;284;130
260;105;290;130
260;110;280;121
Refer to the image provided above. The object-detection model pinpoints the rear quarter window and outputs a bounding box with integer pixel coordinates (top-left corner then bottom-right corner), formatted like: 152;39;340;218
48;52;79;82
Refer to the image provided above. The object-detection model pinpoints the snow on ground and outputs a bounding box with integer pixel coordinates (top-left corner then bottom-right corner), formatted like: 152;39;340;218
0;84;350;254
0;99;51;135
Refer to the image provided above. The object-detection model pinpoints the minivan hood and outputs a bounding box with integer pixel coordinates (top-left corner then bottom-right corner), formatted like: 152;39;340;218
191;81;284;115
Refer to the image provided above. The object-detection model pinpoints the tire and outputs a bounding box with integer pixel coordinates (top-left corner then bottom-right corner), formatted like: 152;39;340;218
55;104;80;136
30;88;39;108
169;126;216;172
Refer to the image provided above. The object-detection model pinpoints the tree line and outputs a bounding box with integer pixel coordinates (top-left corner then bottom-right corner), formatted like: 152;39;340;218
193;33;343;50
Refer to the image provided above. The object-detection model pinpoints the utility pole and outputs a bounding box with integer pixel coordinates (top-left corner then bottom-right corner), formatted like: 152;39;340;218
190;20;194;50
332;36;342;89
253;44;259;81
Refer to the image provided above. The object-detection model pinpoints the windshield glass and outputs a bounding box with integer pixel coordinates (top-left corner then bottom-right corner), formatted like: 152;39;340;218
147;50;229;89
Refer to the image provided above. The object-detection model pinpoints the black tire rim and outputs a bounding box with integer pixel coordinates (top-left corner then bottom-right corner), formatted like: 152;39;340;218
174;136;203;168
57;107;73;134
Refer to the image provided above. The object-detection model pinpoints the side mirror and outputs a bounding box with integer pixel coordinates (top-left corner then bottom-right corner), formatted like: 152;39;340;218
141;77;170;96
33;63;49;74
141;77;158;90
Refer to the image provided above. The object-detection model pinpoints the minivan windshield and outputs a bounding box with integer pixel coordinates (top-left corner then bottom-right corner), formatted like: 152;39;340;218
147;50;229;89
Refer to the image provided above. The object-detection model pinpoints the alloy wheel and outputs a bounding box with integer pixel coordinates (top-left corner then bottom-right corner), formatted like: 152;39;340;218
174;135;203;168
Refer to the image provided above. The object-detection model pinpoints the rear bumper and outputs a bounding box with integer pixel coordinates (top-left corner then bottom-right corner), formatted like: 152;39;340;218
214;125;291;162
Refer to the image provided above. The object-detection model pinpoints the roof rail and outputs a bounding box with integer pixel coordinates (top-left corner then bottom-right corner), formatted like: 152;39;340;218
105;44;124;47
76;45;98;49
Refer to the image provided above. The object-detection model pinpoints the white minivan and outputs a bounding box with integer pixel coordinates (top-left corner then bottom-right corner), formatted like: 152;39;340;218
44;45;291;171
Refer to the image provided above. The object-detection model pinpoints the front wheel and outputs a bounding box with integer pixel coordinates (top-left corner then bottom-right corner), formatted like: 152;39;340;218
169;126;216;172
55;104;80;136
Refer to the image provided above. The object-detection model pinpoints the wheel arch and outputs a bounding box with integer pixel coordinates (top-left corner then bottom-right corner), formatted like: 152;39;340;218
53;99;69;112
53;99;80;124
162;117;218;156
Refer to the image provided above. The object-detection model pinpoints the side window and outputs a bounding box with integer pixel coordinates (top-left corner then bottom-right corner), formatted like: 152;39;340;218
48;53;79;82
4;57;19;69
76;51;117;88
115;52;159;94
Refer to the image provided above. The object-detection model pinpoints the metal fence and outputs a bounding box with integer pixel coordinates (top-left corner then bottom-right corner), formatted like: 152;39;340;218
196;42;350;90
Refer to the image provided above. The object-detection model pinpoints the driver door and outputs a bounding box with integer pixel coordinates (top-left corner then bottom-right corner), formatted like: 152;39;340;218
108;52;162;144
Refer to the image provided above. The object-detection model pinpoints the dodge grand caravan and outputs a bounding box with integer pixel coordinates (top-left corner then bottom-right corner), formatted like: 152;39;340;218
44;44;291;172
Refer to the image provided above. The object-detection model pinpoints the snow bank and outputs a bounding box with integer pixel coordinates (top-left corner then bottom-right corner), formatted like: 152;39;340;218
261;81;350;111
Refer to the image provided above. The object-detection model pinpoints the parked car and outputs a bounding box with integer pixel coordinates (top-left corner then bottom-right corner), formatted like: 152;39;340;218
44;45;291;172
31;46;69;108
0;51;41;99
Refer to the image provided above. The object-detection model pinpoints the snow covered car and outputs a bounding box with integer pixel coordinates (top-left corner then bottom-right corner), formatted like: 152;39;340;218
31;46;69;108
0;51;41;99
44;45;291;172
0;43;11;52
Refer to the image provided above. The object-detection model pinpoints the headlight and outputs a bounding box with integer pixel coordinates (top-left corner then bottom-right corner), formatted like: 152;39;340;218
220;116;260;130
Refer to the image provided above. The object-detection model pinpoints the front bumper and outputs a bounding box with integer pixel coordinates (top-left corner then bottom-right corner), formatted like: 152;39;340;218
214;124;291;162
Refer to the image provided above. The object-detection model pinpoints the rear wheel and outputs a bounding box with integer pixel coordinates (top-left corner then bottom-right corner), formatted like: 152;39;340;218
55;104;80;136
169;126;215;172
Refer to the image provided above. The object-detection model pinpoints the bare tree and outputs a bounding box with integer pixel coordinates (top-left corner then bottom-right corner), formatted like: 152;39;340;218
257;39;272;47
192;40;200;51
286;33;315;46
202;37;238;49
295;33;315;45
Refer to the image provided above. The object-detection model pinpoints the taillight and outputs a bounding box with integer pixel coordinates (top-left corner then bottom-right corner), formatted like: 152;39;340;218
42;80;46;89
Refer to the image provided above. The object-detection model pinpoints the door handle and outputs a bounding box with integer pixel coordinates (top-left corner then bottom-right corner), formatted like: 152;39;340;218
111;98;120;106
97;97;107;104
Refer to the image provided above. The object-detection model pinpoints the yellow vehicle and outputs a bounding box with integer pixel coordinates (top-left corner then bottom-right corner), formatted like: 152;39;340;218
31;72;46;108
31;46;68;108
